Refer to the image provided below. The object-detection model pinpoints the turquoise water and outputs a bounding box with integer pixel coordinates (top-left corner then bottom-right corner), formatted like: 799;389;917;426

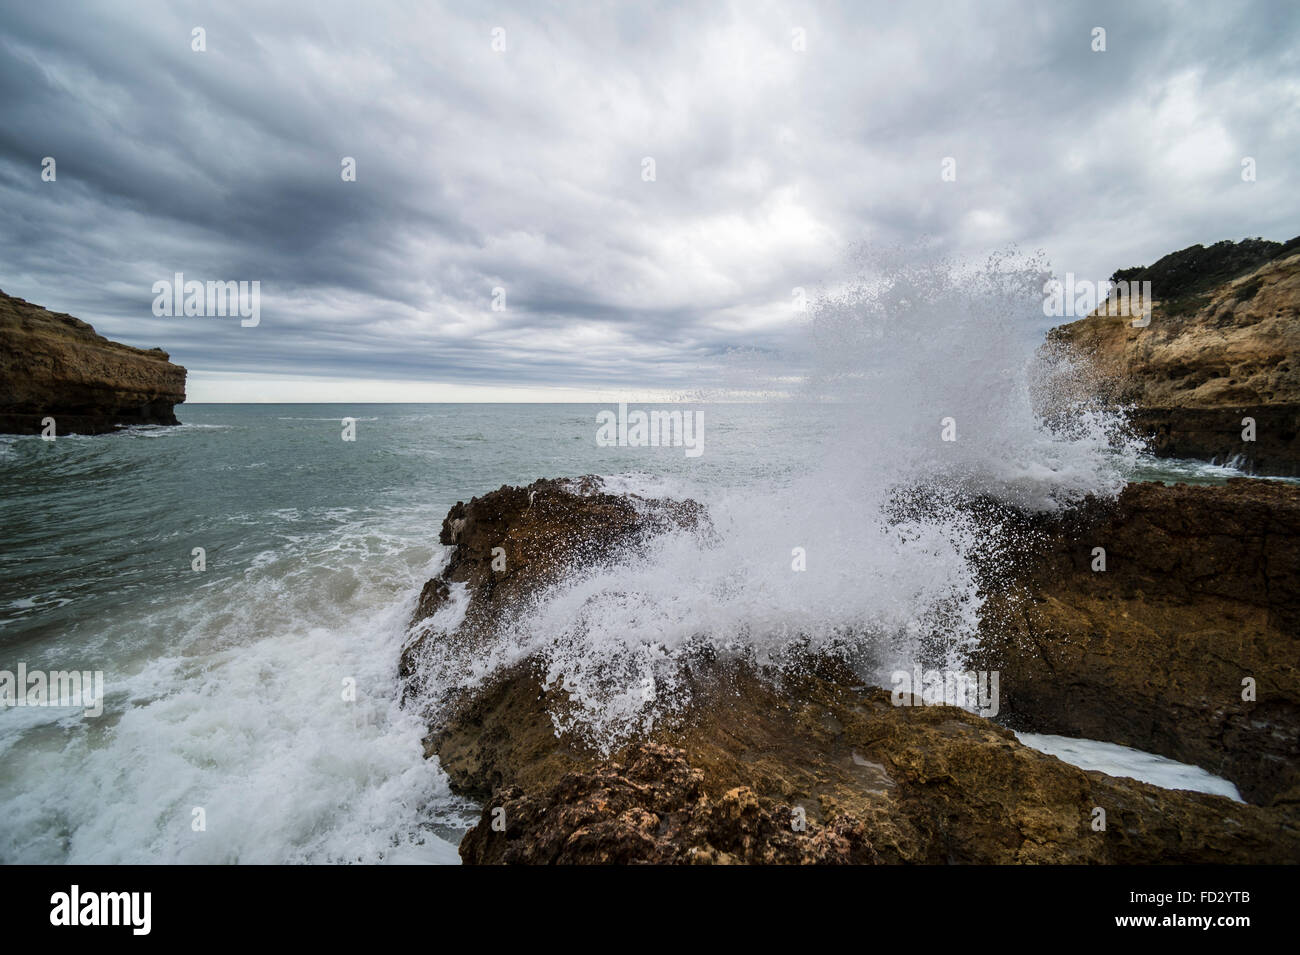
0;403;1272;863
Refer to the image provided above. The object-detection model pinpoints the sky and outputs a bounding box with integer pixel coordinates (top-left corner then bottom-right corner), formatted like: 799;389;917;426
1;0;1297;402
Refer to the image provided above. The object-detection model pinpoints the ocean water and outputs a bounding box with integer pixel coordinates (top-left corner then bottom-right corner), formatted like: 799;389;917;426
0;403;1263;864
0;402;828;863
1015;733;1244;802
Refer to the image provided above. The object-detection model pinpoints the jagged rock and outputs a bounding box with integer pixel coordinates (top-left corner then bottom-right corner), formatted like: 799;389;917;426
1128;405;1298;474
408;479;1300;864
459;742;881;865
400;476;706;691
979;478;1300;807
444;655;1300;865
0;289;186;435
1049;240;1300;474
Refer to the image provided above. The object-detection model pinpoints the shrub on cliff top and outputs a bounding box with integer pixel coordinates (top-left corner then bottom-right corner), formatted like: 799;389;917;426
1110;235;1300;304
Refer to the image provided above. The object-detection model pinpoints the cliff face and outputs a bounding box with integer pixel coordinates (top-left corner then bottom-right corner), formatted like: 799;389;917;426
978;479;1300;807
0;289;187;435
1049;239;1300;474
406;478;1300;864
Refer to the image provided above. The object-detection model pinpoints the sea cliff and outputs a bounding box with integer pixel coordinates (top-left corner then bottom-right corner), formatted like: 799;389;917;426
1050;237;1300;474
0;289;186;435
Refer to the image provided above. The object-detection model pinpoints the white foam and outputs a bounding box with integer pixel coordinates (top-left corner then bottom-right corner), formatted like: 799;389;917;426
1016;732;1244;801
1134;454;1300;486
0;518;471;864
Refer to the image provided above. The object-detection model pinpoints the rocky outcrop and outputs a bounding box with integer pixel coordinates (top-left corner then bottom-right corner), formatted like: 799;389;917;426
978;478;1300;807
1049;239;1300;474
400;476;707;696
446;656;1300;864
408;478;1300;864
458;738;883;865
1127;406;1298;475
0;289;186;435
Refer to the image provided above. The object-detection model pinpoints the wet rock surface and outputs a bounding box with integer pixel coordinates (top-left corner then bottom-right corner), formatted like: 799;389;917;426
979;478;1300;807
400;476;706;693
407;478;1300;864
447;657;1300;864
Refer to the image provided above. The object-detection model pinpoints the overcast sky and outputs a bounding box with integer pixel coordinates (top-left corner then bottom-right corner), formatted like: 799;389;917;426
1;0;1297;401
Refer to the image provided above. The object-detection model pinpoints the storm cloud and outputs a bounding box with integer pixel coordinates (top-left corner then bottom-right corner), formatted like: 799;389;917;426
1;0;1297;399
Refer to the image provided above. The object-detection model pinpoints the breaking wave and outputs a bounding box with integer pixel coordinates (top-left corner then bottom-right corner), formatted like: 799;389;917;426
411;249;1142;748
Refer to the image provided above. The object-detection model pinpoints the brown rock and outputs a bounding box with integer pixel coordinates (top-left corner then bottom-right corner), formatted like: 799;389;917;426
407;478;1300;864
1049;242;1300;474
979;478;1300;807
400;476;707;697
448;659;1300;864
0;289;186;435
460;741;881;865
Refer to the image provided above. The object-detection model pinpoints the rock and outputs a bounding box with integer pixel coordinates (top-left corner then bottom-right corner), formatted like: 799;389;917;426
0;289;186;435
1049;239;1300;474
459;740;882;865
399;476;707;696
979;478;1300;807
1127;406;1298;475
444;656;1300;865
408;478;1300;864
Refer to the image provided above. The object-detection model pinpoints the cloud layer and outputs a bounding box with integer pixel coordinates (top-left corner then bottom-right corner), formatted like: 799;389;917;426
1;0;1297;400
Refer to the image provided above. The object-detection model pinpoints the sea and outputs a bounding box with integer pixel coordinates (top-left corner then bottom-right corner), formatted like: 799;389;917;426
0;402;1276;863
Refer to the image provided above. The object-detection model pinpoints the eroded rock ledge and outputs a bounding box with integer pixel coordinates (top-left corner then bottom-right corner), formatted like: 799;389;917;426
0;289;186;435
406;477;1300;864
979;478;1300;807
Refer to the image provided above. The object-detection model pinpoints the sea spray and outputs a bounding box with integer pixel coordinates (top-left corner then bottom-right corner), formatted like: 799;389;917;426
407;249;1143;750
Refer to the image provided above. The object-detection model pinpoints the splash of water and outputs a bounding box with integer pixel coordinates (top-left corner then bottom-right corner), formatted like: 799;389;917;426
414;249;1142;748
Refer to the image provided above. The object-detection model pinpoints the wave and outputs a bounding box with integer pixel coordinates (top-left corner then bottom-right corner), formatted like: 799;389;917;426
0;507;476;863
408;249;1144;748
